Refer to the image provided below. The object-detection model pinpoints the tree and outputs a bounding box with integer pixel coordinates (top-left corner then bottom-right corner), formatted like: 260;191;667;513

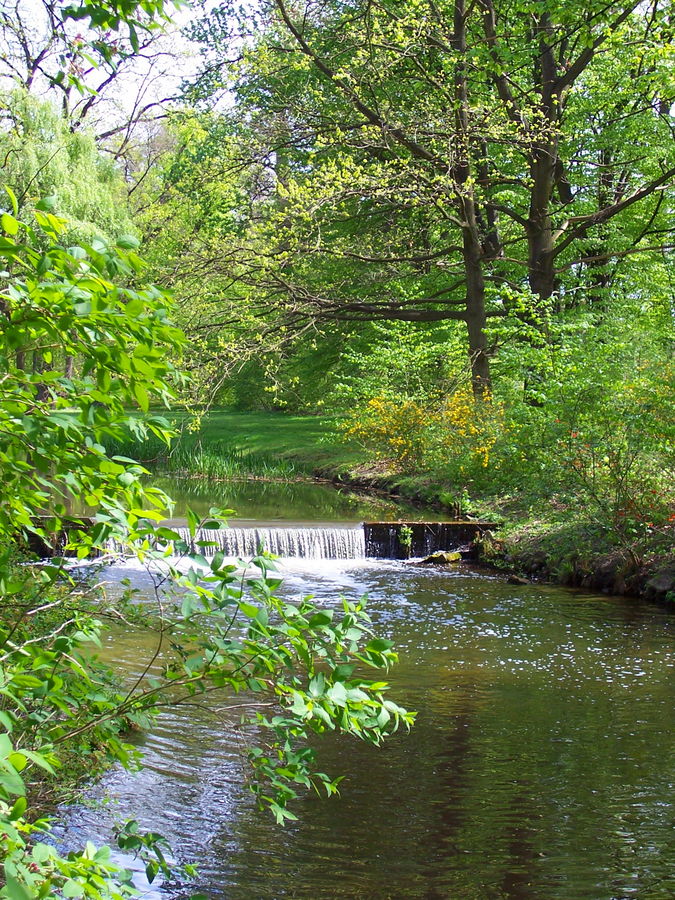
0;89;135;238
0;0;186;174
180;0;674;397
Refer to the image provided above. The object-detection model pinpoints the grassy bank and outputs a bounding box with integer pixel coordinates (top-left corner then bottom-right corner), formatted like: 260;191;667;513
112;408;468;508
111;410;362;480
117;408;674;603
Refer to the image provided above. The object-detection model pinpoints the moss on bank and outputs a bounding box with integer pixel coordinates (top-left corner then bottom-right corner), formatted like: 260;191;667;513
473;522;675;605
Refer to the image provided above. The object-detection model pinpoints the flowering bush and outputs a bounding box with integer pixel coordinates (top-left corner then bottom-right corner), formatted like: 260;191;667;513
430;387;506;473
342;387;507;482
342;395;429;467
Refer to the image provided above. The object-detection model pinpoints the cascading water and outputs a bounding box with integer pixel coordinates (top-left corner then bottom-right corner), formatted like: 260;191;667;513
170;526;367;560
102;521;489;561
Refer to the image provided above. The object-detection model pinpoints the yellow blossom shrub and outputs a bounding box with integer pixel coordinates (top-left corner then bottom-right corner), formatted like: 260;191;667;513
342;395;429;468
341;387;508;479
430;387;506;471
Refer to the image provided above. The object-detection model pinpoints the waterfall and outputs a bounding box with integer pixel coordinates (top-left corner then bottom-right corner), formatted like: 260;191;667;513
168;526;367;560
102;520;493;561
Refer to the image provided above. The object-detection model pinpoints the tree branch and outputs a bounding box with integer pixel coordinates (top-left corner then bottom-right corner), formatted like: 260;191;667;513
273;0;455;178
552;167;675;258
555;2;641;94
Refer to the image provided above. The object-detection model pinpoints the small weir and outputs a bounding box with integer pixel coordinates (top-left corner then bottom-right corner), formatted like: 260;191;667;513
173;526;367;560
32;517;499;560
161;521;498;560
364;521;496;559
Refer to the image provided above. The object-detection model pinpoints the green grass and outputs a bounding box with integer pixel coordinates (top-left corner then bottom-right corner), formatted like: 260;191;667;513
109;409;363;479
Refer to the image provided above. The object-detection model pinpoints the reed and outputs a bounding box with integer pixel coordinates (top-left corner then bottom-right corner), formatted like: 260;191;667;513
108;434;306;480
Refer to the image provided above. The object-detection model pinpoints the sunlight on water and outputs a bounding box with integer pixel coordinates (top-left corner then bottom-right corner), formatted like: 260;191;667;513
60;543;675;900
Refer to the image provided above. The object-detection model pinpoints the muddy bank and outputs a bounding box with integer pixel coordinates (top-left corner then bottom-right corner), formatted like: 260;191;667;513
325;467;463;516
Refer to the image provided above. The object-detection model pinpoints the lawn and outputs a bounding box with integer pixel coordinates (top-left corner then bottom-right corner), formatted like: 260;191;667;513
120;409;364;477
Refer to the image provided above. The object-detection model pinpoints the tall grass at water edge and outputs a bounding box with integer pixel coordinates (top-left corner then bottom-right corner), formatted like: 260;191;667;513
107;432;307;480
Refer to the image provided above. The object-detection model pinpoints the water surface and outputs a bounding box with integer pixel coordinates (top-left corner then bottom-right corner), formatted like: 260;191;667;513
63;556;674;900
152;475;442;525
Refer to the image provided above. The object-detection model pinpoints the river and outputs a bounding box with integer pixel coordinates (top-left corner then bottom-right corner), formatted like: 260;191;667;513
59;479;675;900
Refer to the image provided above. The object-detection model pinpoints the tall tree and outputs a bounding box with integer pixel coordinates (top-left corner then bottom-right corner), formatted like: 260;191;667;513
0;0;185;168
181;0;674;397
0;89;135;234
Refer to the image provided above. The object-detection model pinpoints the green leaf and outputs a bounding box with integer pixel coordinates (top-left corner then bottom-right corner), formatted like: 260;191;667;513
4;874;33;900
308;673;325;697
8;752;26;771
210;550;225;571
327;681;347;705
21;749;55;774
4;185;18;216
117;233;141;250
133;382;150;412
31;842;52;862
239;601;259;619
9;796;27;820
1;213;19;236
126;296;144;316
365;639;394;653
35;195;57;212
186;508;199;538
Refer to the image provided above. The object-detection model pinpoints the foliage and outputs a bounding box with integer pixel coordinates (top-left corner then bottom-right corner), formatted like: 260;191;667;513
398;525;413;559
124;440;306;480
144;527;414;824
0;204;413;897
342;386;506;482
343;395;429;469
430;388;506;474
0;0;177;101
172;0;675;397
547;359;675;551
0;194;180;547
0;91;135;242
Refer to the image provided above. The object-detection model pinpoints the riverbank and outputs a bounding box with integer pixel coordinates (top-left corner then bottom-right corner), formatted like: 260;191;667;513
117;409;675;605
471;521;675;605
110;410;360;479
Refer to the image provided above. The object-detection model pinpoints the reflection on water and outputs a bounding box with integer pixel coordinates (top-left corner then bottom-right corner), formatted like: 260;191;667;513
59;554;675;900
152;475;442;525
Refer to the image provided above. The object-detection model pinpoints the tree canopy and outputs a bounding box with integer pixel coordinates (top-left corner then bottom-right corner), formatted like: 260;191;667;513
167;0;674;395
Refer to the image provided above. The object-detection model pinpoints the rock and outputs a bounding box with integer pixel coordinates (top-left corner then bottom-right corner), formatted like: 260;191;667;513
506;574;529;585
643;564;675;603
419;550;462;565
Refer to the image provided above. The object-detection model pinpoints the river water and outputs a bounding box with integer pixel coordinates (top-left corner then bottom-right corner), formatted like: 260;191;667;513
61;481;675;900
150;476;441;525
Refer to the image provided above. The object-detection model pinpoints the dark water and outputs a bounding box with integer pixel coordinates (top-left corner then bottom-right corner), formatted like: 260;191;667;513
64;556;675;900
151;475;441;525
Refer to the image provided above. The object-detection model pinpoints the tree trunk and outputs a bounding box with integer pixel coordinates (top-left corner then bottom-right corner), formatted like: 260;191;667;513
527;13;559;306
455;0;491;399
527;200;556;303
463;234;491;398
